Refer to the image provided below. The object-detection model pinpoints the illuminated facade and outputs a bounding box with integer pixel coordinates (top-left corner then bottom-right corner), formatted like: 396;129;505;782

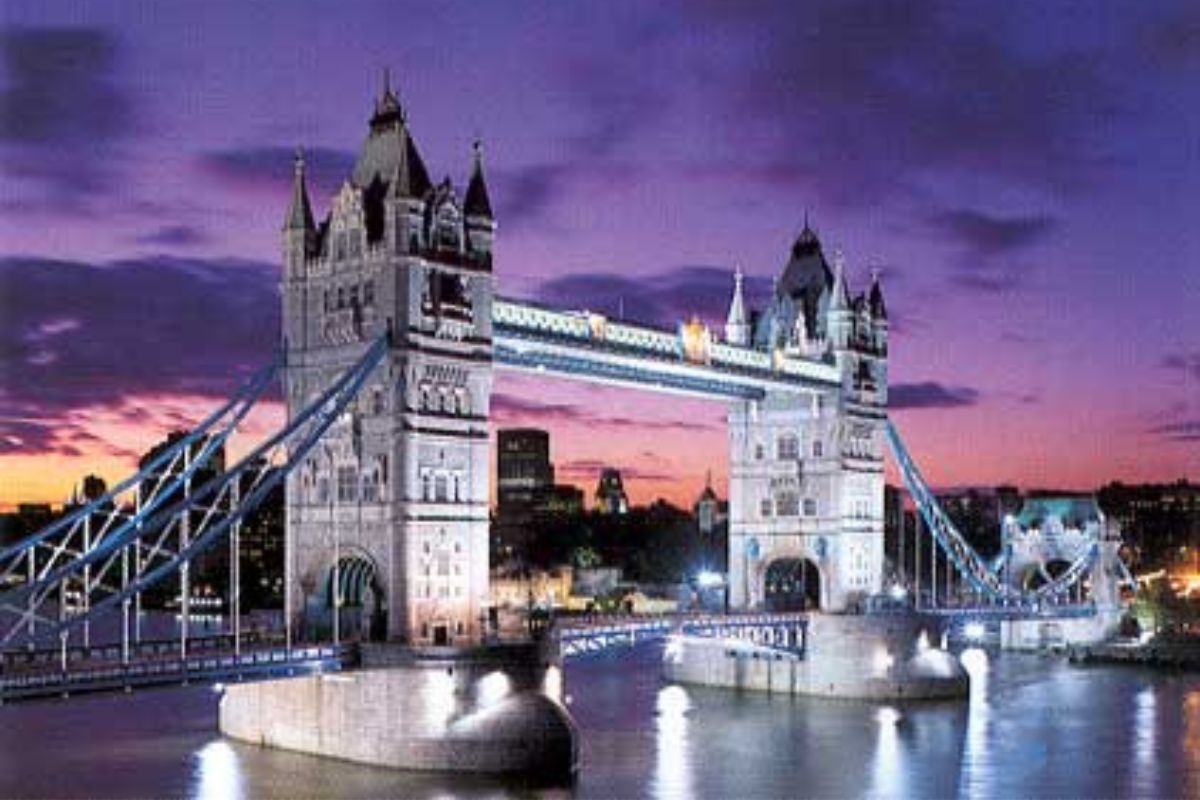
727;228;890;611
283;81;494;645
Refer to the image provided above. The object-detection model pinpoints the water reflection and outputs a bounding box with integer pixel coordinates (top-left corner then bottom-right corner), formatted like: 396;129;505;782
869;706;906;799
958;647;991;800
653;685;694;800
1184;690;1200;800
1132;686;1157;797
193;739;245;800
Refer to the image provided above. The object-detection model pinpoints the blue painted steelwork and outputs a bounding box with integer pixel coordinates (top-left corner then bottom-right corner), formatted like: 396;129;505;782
554;613;809;659
885;421;1099;603
0;338;388;648
0;357;280;586
493;343;768;400
0;642;355;703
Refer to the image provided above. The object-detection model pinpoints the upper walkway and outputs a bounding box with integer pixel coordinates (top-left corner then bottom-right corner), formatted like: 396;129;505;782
492;297;839;400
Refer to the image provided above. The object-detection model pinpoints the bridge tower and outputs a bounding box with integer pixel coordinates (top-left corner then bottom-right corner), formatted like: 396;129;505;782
282;79;495;645
727;227;889;612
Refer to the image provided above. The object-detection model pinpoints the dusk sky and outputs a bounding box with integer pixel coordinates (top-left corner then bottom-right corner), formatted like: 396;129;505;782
1;1;1197;511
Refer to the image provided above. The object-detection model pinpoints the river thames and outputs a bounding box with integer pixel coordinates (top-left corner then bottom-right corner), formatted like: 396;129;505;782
1;642;1197;799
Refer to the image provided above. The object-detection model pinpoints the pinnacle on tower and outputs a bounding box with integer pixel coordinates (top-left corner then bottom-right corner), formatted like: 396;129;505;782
868;269;888;321
464;138;494;219
373;67;404;125
284;148;315;231
725;266;749;346
829;249;851;312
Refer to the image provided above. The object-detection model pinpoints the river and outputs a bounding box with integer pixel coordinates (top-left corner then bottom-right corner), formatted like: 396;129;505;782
1;643;1197;799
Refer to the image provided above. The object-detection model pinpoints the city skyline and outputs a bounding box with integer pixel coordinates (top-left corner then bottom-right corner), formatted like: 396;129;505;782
2;2;1199;511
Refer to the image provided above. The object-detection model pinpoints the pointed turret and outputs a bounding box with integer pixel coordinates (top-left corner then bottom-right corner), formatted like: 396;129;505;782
354;72;432;196
829;249;850;312
284;150;315;232
868;270;888;321
464;139;494;219
725;267;750;346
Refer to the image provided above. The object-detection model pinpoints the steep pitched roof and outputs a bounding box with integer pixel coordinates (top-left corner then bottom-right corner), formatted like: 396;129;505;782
463;140;494;219
869;272;888;320
283;151;315;231
351;80;432;197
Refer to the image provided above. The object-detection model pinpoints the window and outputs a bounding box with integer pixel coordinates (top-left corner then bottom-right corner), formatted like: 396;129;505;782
335;232;346;260
337;286;346;310
778;434;799;461
349;284;359;308
336;466;357;503
776;491;800;517
349;230;362;258
760;498;772;517
361;472;379;503
422;472;433;501
434;474;449;502
803;498;817;517
363;279;375;307
755;444;765;461
812;440;823;458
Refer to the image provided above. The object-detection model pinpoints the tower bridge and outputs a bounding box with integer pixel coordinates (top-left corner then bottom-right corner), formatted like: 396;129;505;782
0;81;1130;706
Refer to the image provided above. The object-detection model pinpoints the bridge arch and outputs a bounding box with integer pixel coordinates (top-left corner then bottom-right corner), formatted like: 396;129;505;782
762;557;822;611
1019;558;1074;593
324;550;388;642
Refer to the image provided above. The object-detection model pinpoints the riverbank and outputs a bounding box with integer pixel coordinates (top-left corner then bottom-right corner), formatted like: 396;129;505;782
1069;635;1200;670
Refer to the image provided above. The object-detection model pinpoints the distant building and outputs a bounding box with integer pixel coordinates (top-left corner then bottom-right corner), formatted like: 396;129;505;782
497;429;555;510
595;468;629;515
1098;480;1200;570
693;472;728;535
693;472;728;572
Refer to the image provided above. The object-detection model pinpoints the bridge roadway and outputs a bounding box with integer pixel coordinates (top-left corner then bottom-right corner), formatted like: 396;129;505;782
0;605;1101;702
0;634;354;703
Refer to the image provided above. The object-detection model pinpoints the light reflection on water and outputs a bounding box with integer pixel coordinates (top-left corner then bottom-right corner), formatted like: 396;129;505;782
0;643;1197;799
869;706;906;799
194;740;244;800
958;647;992;800
653;685;694;800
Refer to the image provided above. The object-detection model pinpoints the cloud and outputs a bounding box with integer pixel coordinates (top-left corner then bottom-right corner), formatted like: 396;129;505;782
889;381;980;409
491;163;574;230
491;392;588;424
0;255;280;428
556;458;673;483
685;2;1123;207
1148;419;1200;443
197;145;356;198
135;224;209;247
0;27;133;209
928;210;1057;258
491;392;716;432
1161;351;1200;380
533;265;772;329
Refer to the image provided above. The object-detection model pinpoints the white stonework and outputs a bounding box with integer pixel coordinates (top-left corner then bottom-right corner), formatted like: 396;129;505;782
283;87;496;646
727;227;889;612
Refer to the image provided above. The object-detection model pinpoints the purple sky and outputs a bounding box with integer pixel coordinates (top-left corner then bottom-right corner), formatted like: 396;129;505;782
1;1;1197;508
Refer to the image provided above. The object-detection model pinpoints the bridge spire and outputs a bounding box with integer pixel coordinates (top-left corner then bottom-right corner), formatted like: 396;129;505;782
464;138;493;219
284;148;315;232
868;268;888;321
829;249;850;312
724;266;750;346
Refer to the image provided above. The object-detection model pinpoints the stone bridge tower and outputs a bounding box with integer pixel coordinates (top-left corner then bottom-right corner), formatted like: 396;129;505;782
726;227;889;612
282;80;495;645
